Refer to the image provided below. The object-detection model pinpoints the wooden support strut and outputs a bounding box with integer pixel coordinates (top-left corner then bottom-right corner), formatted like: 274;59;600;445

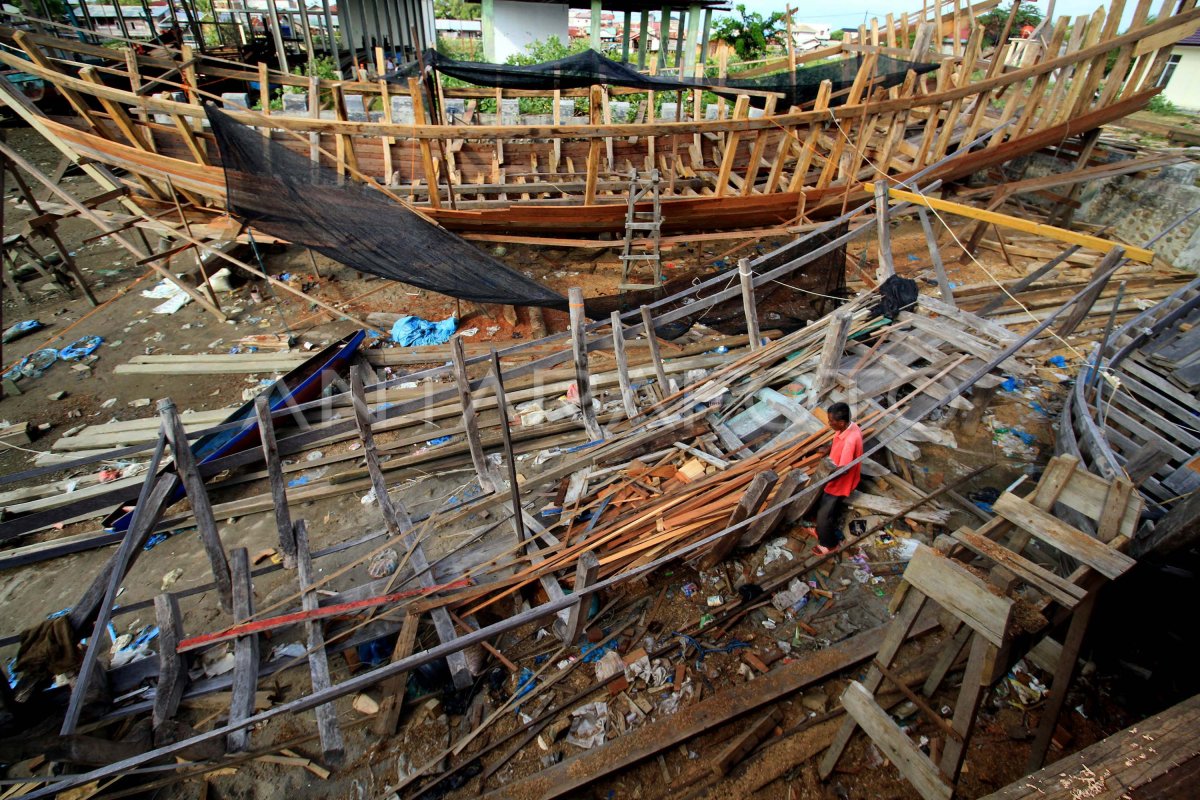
254;394;297;567
610;312;639;419
451;335;497;493
159;398;233;613
569;288;603;441
739;258;762;351
152;593;187;730
227;547;260;753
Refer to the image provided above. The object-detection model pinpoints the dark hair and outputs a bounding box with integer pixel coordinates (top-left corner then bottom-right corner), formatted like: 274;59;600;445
828;402;851;423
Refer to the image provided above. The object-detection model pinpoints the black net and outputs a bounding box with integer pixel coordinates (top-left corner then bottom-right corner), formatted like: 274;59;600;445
390;49;936;109
205;105;568;309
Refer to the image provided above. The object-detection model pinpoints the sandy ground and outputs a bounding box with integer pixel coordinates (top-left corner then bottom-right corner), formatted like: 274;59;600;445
0;120;1147;799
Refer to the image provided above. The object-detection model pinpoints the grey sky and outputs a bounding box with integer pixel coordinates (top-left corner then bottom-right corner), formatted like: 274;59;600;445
720;2;1137;34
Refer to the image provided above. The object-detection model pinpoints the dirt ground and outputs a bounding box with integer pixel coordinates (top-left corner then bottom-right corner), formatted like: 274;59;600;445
0;120;1158;799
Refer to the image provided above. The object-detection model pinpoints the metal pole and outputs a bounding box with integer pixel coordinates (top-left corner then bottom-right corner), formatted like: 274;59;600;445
319;0;340;73
264;0;289;71
637;8;649;69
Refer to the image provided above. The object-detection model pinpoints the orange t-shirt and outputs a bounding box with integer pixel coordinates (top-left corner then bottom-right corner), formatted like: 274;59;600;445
824;422;863;497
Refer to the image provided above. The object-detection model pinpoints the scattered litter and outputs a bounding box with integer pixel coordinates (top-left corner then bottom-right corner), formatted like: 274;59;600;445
141;279;192;314
764;537;794;565
772;578;811;612
565;702;607;749
459;326;479;337
367;548;399;578
200;646;235;678
160;568;184;591
269;642;307;661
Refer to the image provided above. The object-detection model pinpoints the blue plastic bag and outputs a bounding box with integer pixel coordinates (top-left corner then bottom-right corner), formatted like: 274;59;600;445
59;335;103;361
390;315;457;347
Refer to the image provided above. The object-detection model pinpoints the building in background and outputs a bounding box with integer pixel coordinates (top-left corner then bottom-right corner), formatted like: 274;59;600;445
1159;30;1200;110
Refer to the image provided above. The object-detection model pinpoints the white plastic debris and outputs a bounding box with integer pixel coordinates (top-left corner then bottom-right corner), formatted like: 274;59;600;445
565;702;608;749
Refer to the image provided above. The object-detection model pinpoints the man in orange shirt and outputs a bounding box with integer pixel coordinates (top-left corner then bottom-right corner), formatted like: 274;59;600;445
813;402;863;556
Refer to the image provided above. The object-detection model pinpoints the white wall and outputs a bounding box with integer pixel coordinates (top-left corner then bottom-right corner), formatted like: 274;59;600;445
1161;47;1200;111
489;0;568;62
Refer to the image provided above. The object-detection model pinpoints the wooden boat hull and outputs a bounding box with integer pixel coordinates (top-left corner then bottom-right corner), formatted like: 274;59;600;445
103;330;366;532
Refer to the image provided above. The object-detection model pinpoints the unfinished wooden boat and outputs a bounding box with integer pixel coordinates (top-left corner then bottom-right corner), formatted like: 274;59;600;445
1;0;1196;238
102;329;366;532
1058;275;1200;546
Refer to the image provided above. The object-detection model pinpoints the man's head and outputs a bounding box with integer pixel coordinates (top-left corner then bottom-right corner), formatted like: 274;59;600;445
828;402;851;432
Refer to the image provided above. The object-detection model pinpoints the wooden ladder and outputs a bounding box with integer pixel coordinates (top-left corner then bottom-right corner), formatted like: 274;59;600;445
818;455;1140;799
619;168;663;290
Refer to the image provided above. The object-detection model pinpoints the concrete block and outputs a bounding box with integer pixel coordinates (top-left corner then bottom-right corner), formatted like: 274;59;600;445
660;101;679;120
609;100;631;122
501;98;521;124
282;92;308;114
344;93;368;122
221;92;249;110
705;103;719;120
390;95;414;124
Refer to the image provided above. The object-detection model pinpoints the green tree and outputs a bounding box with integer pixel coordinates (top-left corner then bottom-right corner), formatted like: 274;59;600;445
434;0;480;20
977;2;1043;46
711;4;785;62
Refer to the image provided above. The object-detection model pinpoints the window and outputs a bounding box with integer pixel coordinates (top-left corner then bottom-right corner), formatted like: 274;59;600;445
1159;53;1182;88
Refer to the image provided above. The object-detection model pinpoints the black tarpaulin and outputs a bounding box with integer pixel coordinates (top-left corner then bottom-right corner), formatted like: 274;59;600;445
390;49;938;109
205;105;568;309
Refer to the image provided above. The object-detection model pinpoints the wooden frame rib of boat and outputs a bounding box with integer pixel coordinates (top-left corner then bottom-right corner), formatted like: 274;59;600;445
1;0;1198;237
1059;274;1200;539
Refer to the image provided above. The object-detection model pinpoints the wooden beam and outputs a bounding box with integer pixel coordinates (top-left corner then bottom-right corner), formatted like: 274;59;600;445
738;258;762;350
563;550;599;643
152;593;187;730
868;183;1154;263
569;287;603;441
610;312;638;419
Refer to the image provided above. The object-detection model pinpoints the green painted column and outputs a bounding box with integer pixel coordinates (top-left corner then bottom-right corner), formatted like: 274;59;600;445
590;0;602;51
682;2;700;73
698;7;712;70
637;8;650;69
658;7;670;68
621;10;631;61
674;6;686;68
481;0;495;61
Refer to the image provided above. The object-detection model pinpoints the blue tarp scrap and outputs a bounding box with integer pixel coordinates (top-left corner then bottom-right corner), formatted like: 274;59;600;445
59;335;103;361
2;320;43;344
3;348;58;381
580;638;620;663
513;667;537;701
391;315;458;347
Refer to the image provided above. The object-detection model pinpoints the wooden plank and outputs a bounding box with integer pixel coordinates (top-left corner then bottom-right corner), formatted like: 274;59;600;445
981;693;1200;799
951;527;1085;608
840;681;952;800
700;469;777;570
869;184;1154;263
227;547;259;753
373;611;420;736
710;706;783;778
640;305;671;399
938;633;994;778
484;614;939;800
810;308;853;406
904;545;1013;647
992;494;1137;580
563;550;600;643
875;180;896;282
294;520;345;764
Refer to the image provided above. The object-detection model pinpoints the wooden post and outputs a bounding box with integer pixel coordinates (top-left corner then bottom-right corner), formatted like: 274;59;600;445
348;372;472;691
451;335;496;493
294;520;346;764
810;307;853;407
564;550;600;643
919;208;954;307
255;395;296;567
611;311;639;419
159;399;232;613
407;76;441;208
152;593;187;730
640;304;672;400
569;287;603;441
61;440;177;736
874;179;896;282
738;258;762;351
227;547;259;753
490;349;526;545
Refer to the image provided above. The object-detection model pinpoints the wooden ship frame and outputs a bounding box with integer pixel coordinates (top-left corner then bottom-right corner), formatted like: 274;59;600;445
0;0;1197;239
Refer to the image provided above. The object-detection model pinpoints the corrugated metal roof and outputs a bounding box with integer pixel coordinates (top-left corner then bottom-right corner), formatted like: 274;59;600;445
1178;29;1200;46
